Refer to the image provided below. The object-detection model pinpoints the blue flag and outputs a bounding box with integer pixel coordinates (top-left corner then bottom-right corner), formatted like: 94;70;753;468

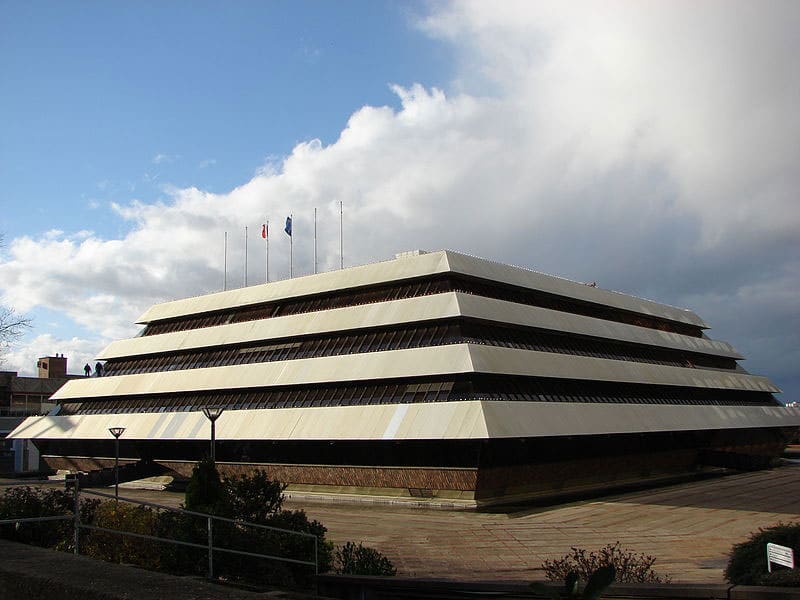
284;216;292;236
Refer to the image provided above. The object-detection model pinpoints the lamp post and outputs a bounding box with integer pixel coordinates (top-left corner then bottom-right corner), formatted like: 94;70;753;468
201;407;225;468
108;427;126;500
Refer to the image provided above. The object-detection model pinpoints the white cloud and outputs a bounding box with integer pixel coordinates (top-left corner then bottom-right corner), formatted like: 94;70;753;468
3;333;107;377
0;1;798;398
151;153;179;165
421;1;800;244
198;158;217;169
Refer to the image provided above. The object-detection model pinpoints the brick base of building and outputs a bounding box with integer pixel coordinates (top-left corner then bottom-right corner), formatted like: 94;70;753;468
39;451;738;508
37;427;793;508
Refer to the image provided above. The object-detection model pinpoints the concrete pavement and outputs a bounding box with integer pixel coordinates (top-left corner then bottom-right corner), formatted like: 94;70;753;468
288;465;800;583
8;463;798;584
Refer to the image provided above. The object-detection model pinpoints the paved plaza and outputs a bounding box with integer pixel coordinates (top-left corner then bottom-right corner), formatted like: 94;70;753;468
117;463;800;583
7;463;799;584
287;465;800;583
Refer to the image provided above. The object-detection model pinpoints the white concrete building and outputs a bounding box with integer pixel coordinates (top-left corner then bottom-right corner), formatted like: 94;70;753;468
9;250;800;506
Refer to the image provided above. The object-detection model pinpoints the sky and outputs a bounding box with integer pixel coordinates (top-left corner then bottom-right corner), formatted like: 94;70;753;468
0;1;798;403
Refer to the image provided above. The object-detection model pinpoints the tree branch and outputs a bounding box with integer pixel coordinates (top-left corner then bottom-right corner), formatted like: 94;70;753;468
0;306;32;340
0;234;33;359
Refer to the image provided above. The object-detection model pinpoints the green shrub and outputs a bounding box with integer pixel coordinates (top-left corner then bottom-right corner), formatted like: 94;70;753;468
83;501;162;569
212;507;333;587
334;541;396;576
543;543;670;584
761;570;800;587
0;485;99;551
725;522;800;585
531;566;616;600
220;470;286;523
153;509;207;576
264;508;333;573
1;465;336;589
182;463;332;587
184;457;224;514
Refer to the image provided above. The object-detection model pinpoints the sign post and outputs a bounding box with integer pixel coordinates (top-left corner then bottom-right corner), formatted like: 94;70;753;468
767;543;795;573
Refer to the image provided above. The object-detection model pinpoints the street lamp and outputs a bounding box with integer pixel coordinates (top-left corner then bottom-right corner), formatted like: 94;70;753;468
201;407;225;467
108;427;126;500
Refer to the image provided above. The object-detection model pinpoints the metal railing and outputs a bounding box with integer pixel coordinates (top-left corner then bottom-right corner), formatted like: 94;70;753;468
0;479;318;580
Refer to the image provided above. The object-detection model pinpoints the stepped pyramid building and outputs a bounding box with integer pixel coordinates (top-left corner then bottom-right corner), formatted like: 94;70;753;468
10;250;800;506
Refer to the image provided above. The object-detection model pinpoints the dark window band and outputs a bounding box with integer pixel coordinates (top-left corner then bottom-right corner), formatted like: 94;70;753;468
142;275;702;338
59;374;777;416
105;320;735;378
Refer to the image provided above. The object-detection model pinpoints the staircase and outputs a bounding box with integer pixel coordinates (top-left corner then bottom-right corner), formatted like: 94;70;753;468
66;459;168;488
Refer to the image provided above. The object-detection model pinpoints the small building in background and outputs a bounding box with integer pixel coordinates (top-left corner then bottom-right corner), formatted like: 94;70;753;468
0;355;82;473
37;354;68;379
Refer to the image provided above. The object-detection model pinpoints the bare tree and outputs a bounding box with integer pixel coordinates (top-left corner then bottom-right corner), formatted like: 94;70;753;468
0;234;32;362
0;306;31;350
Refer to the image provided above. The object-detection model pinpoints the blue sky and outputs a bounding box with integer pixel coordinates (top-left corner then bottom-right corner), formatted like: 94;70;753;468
1;1;798;403
1;1;448;236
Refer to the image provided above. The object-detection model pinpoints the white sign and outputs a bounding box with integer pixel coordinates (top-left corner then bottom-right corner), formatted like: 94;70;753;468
767;543;795;572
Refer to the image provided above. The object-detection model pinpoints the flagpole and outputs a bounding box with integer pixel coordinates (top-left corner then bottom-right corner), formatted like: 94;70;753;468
289;213;293;278
314;207;317;274
266;219;269;283
339;200;343;270
244;226;248;287
223;231;228;291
